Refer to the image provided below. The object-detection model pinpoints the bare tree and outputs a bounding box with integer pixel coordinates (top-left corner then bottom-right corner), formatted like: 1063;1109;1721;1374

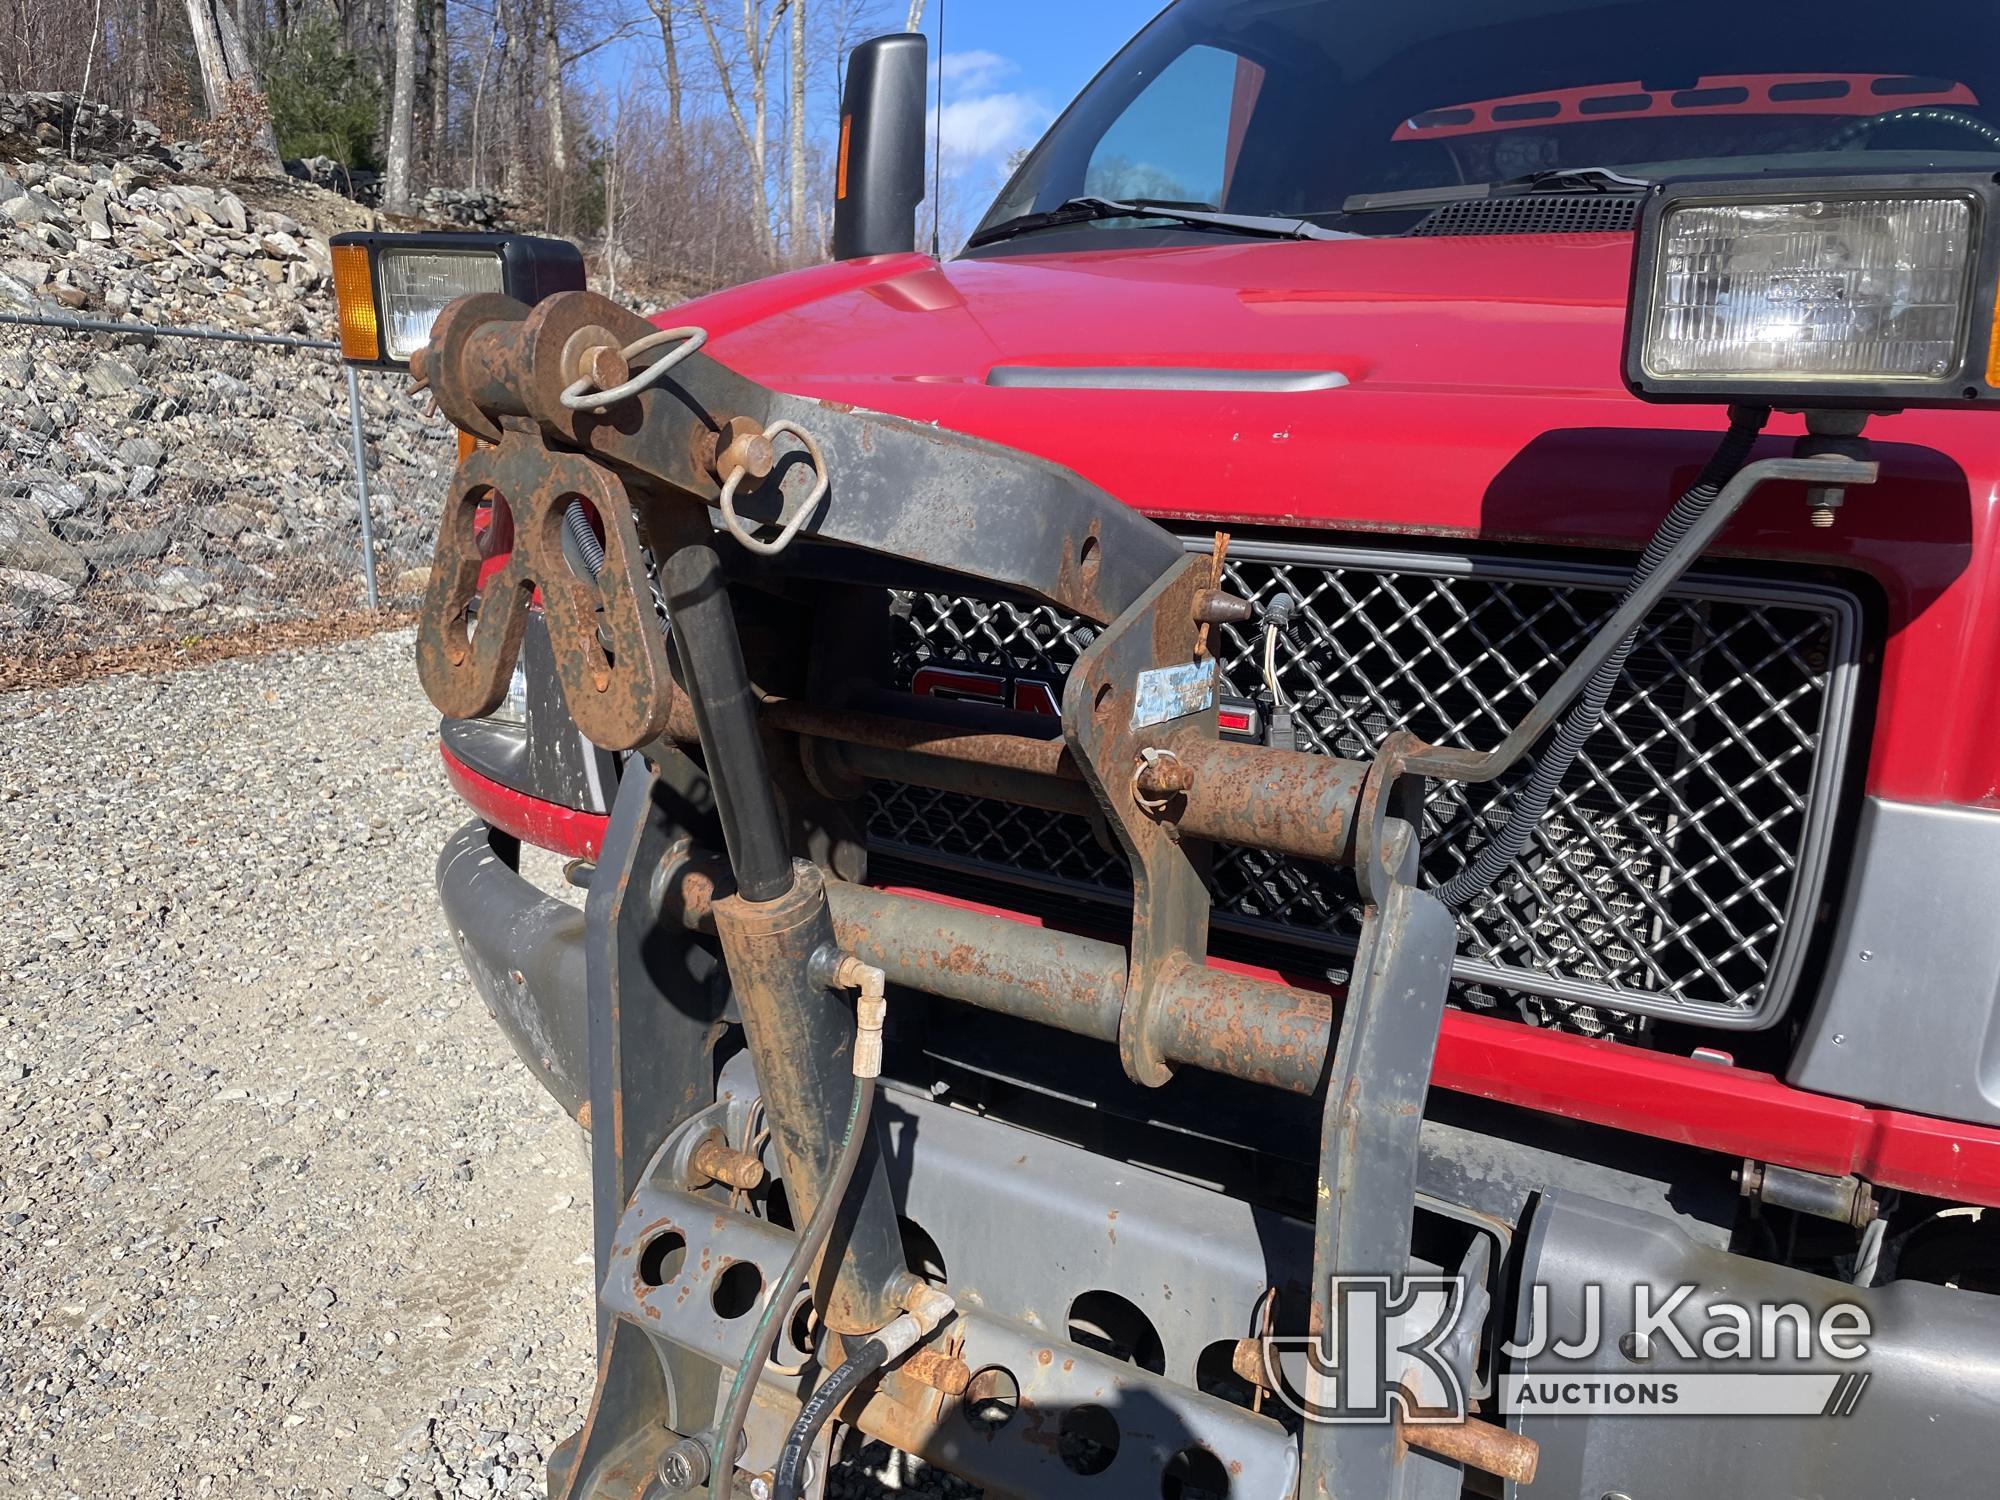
540;0;568;225
429;0;450;177
183;0;279;164
384;0;421;208
786;0;808;258
643;0;685;140
686;0;797;259
904;0;922;29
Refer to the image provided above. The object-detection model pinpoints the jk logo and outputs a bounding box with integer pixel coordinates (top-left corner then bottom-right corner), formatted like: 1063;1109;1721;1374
1262;1276;1470;1425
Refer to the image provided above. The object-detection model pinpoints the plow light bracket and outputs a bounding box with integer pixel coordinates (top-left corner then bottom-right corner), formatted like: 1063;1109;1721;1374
1624;170;2000;411
329;230;584;369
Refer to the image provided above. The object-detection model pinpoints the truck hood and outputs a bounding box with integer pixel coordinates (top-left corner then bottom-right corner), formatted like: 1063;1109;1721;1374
674;234;1986;543
666;235;2000;808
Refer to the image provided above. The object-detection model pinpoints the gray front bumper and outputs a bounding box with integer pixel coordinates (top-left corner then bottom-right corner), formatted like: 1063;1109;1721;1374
437;817;589;1120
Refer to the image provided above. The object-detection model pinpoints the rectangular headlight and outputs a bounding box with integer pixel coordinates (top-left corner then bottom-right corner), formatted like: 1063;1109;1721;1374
377;248;504;361
1626;174;2000;410
328;231;586;370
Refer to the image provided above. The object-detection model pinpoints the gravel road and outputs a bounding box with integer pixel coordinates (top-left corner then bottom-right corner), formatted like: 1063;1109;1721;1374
0;632;597;1499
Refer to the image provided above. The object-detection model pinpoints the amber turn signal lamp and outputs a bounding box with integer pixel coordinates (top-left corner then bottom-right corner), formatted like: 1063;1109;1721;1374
330;242;379;363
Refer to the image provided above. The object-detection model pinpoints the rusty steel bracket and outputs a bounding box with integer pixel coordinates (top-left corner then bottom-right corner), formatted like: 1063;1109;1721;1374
421;290;1185;625
415;426;688;751
1063;553;1217;1088
1299;867;1456;1498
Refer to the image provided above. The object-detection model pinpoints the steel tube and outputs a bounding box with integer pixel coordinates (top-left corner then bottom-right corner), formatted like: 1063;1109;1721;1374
672;862;1336;1095
663;682;1366;863
1165;732;1366;865
659;544;795;902
834;742;1097;815
816;882;1333;1095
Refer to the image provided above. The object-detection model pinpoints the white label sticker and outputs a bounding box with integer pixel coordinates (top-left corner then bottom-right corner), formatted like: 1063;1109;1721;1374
1130;658;1217;729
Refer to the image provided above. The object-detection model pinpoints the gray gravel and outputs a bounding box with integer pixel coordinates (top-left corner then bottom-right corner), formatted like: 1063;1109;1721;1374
0;631;977;1500
0;631;595;1499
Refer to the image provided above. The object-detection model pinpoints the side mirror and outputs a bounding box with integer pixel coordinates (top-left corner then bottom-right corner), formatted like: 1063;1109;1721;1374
834;32;929;260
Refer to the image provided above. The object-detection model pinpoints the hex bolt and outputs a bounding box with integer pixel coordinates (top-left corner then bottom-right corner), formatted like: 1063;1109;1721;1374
656;1435;711;1493
689;1132;766;1191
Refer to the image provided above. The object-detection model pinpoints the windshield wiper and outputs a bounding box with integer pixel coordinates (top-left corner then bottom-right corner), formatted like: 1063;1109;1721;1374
1339;166;1653;215
967;196;1350;248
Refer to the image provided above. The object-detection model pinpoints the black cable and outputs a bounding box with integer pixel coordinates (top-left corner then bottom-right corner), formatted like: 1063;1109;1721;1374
772;1336;891;1500
1437;405;1769;907
706;1080;876;1499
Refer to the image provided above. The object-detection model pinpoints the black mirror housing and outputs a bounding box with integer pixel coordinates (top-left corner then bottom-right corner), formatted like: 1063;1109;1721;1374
833;32;929;261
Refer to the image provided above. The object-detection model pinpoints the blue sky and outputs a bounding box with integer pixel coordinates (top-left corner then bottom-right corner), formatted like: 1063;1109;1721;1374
590;1;1164;238
917;0;1162;171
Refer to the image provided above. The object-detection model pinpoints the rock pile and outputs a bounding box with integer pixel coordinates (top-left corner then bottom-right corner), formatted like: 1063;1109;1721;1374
0;151;454;646
417;186;511;230
287;153;383;205
0;93;170;163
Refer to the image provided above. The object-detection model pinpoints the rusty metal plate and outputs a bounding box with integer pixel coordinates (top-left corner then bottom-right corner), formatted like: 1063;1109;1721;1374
415;428;677;751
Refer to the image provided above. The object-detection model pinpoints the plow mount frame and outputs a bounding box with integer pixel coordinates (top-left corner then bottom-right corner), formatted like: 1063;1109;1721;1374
413;290;1875;1500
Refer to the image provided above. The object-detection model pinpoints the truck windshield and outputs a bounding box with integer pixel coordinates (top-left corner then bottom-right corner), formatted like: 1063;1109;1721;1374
972;0;2000;244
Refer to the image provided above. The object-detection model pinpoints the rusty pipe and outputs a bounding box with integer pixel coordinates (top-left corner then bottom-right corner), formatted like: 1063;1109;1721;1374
661;683;1366;867
671;857;1336;1097
1162;730;1365;866
1399;1413;1539;1486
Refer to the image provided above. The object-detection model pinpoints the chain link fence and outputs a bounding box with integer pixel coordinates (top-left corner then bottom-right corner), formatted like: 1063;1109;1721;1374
0;311;455;674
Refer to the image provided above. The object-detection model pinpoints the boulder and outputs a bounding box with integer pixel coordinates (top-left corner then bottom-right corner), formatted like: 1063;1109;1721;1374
0;498;87;586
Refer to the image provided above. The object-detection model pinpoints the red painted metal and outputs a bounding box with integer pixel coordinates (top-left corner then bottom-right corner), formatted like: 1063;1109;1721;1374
434;746;2000;1206
440;744;606;861
1390;73;1980;141
660;236;2000;809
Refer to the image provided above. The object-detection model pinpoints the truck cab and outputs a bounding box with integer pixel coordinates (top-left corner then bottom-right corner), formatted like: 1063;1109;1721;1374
426;2;2000;1495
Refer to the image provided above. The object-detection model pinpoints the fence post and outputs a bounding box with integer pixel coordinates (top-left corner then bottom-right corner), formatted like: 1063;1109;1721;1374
344;363;381;609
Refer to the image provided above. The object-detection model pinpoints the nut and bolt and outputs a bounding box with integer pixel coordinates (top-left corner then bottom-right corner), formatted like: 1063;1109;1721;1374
656;1436;711;1493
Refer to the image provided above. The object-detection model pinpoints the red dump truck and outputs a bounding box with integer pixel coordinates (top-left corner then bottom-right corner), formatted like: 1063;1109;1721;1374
338;0;2000;1494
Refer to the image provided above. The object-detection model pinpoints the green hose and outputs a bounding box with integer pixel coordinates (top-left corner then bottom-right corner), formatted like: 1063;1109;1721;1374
706;1077;876;1497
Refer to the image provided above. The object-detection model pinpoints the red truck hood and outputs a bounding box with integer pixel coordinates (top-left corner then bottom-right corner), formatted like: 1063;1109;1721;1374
669;236;2000;806
679;235;1986;536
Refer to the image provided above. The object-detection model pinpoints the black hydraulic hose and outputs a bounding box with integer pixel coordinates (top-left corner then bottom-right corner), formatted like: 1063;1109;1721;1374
706;1079;876;1500
1436;406;1769;908
772;1336;890;1500
660;542;795;901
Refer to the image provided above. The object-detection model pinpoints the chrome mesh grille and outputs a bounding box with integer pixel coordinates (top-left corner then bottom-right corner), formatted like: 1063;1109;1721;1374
869;543;1860;1030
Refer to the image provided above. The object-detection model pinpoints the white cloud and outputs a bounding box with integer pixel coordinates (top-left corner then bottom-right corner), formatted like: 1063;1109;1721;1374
917;49;1053;251
939;49;1016;94
932;90;1046;167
